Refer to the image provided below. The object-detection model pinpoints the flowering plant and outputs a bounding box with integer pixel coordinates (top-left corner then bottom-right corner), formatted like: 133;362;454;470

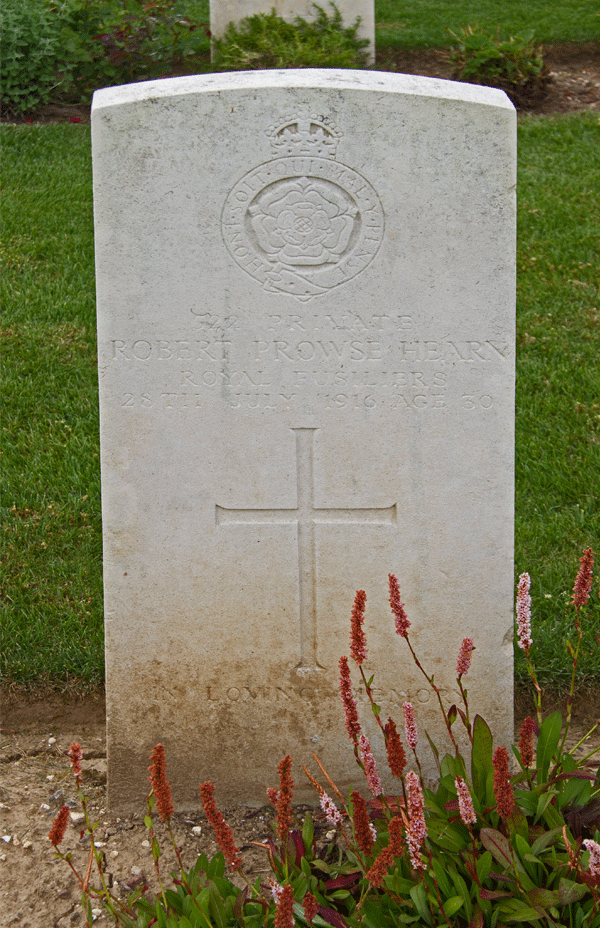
49;548;599;926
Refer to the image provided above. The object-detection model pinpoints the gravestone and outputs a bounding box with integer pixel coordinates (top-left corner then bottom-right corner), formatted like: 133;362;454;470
209;0;375;63
92;70;516;810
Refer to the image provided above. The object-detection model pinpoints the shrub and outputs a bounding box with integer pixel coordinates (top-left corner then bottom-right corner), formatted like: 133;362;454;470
50;548;599;925
0;0;64;115
448;25;551;108
212;3;370;72
0;0;211;114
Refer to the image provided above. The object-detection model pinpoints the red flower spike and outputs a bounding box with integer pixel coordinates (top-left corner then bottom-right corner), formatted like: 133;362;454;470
518;717;536;768
388;815;405;856
572;548;594;608
350;790;374;856
339;656;361;745
48;805;70;847
275;755;294;843
199;781;243;871
366;814;404;887
303;892;318;925
384;717;407;777
366;844;394;887
492;746;515;818
148;744;174;821
274;883;294;928
350;589;367;665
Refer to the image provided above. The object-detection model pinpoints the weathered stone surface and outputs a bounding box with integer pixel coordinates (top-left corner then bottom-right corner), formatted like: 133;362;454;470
209;0;375;62
92;70;516;810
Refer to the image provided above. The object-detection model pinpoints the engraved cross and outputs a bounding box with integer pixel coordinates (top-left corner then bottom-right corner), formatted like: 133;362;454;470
216;428;396;669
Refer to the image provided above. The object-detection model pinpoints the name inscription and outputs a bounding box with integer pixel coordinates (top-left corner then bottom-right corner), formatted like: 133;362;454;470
103;311;510;414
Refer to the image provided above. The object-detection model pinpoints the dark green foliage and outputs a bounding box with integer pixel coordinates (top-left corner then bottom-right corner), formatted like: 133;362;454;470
51;572;600;926
57;0;211;90
212;3;370;71
448;25;550;107
0;0;64;114
0;0;212;113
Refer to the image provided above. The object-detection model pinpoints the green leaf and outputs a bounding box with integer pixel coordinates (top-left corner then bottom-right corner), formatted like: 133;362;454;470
557;878;588;905
144;815;153;829
534;789;558;823
540;798;565;829
536;711;562;781
472;715;493;800
443;895;464;917
410;883;433;925
527;887;560;907
449;868;472;920
530;827;563;856
302;812;314;853
515;789;537;817
427;818;468;853
479;828;513;870
431;857;453;897
498;900;543;921
506;803;529;840
207;880;227;928
476;849;493;884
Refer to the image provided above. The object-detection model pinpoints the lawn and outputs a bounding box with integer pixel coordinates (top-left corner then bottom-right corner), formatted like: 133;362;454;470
1;113;598;692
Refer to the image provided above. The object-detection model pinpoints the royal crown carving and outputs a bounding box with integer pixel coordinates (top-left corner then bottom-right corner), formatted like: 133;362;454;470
266;114;342;160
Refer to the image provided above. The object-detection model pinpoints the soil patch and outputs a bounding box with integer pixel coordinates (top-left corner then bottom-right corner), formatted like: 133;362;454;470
2;689;599;927
377;42;600;114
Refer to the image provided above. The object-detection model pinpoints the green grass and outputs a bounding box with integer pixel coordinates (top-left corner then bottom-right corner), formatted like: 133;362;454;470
1;126;103;686
190;1;600;49
374;0;600;50
514;114;600;690
1;116;599;692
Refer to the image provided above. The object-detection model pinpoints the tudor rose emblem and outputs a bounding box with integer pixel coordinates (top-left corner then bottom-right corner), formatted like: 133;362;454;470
221;114;385;301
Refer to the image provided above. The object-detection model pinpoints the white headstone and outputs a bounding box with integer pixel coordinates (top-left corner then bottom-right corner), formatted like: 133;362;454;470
209;0;375;63
92;70;516;811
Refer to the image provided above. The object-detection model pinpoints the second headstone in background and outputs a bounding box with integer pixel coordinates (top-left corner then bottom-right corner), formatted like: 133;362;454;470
209;0;375;63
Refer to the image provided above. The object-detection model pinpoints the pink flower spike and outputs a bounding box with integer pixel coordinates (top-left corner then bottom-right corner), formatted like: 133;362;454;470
389;574;410;637
403;702;418;750
268;877;284;903
320;792;341;826
583;839;600;877
455;776;477;825
350;589;368;665
68;742;83;781
572;548;594;608
406;770;427;870
516;572;533;656
359;733;383;797
456;637;475;676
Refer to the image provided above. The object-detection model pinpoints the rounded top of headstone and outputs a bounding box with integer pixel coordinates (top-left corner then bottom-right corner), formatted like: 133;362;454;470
92;70;514;115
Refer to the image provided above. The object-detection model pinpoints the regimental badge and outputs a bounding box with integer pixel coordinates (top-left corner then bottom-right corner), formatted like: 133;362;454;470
221;113;385;302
